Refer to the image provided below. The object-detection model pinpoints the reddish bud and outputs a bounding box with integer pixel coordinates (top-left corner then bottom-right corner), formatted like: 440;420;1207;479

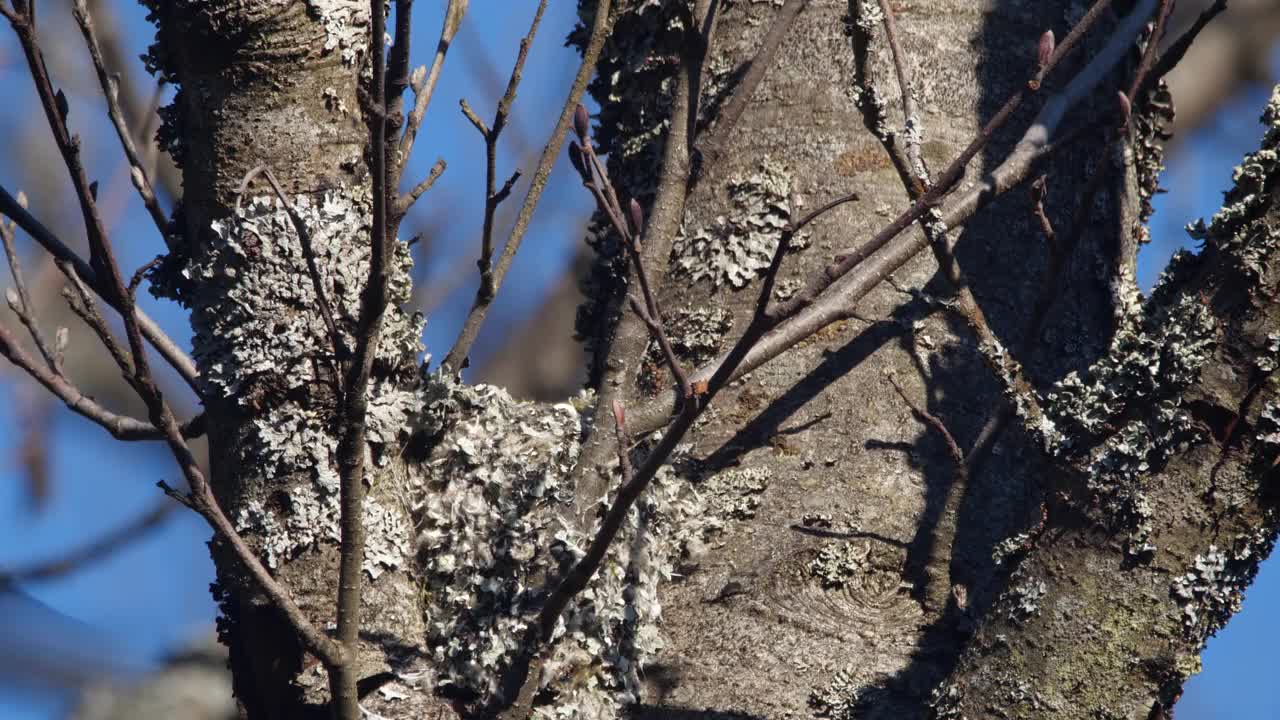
1036;30;1055;68
573;103;590;142
628;198;644;238
1116;91;1132;123
612;398;626;430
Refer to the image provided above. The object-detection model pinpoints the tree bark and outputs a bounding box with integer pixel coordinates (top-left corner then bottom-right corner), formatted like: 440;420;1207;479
131;0;1280;718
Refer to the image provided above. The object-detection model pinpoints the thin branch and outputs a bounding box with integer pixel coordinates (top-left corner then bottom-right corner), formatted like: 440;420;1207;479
875;0;926;185
447;0;546;362
396;0;467;175
886;372;970;611
441;0;616;372
0;319;202;441
0;189;200;392
861;1;1052;448
773;0;1122;323
1148;0;1225;94
623;0;1156;439
396;156;446;214
5;0;343;673
0;498;176;585
330;0;393;714
569;124;692;396
385;0;414;144
2;210;57;371
697;0;809;167
60;261;135;380
71;0;167;236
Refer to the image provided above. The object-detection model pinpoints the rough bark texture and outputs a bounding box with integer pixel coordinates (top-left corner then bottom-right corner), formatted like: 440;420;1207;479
127;0;1280;718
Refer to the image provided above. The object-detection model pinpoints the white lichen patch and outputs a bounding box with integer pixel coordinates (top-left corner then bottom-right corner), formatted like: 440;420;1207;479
1046;292;1216;445
700;466;770;523
409;376;706;718
808;540;872;590
1171;524;1276;643
672;157;797;288
1185;85;1280;279
1003;575;1048;624
195;187;425;576
305;0;369;66
810;665;867;719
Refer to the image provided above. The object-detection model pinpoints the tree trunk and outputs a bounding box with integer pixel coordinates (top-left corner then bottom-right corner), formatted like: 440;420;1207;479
139;0;1280;718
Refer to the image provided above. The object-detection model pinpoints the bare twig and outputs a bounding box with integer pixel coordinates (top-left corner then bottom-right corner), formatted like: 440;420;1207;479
2;210;57;371
886;372;970;611
441;0;616;372
860;1;1052;442
623;0;1157;439
4;0;344;675
397;0;467;175
72;0;167;236
0;189;199;392
697;0;809;166
446;0;546;361
0;319;202;441
60;261;135;379
774;0;1122;323
329;0;396;714
385;0;414;141
568;122;692;397
396;156;446;214
0;497;176;585
875;0;927;185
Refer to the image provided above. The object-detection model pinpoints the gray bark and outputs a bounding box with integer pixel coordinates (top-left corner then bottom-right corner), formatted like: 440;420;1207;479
133;1;1280;718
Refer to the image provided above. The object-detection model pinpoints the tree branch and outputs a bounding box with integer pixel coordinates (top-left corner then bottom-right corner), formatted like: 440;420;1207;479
72;0;168;236
396;0;467;176
441;0;616;372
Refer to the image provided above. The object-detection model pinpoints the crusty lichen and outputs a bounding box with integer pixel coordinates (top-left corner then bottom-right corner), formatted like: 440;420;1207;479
305;0;370;66
183;188;424;578
672;157;797;288
1171;523;1276;643
408;374;707;718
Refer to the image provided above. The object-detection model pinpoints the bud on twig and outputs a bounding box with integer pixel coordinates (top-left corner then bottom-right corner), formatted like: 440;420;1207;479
612;398;626;431
628;198;644;239
573;103;590;142
5;287;20;312
1036;30;1055;69
54;326;68;369
1116;91;1132;125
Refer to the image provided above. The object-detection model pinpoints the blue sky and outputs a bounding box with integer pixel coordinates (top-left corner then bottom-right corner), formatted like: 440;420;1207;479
0;3;1275;718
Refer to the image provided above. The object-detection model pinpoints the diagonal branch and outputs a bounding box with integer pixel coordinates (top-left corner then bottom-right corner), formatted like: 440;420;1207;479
2;207;57;371
623;0;1159;439
0;319;202;441
441;0;616;372
2;0;344;675
697;0;808;168
452;1;545;312
0;186;200;391
396;0;467;176
71;0;167;236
